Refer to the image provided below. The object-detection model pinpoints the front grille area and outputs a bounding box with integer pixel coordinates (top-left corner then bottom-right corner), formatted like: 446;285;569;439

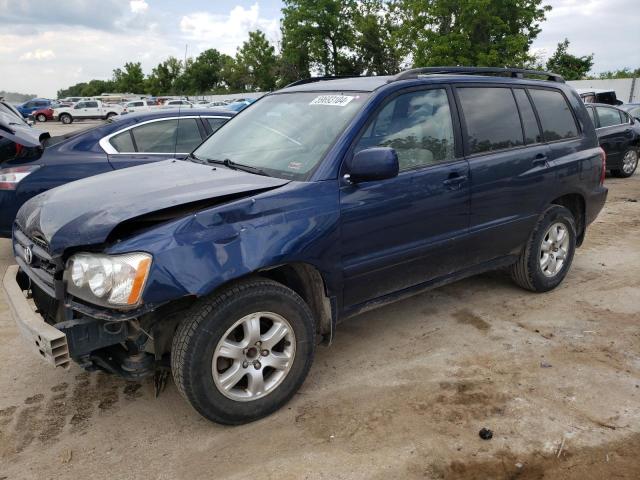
13;225;62;299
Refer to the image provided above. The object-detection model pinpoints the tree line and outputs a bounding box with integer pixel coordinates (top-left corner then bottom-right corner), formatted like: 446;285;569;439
56;0;637;99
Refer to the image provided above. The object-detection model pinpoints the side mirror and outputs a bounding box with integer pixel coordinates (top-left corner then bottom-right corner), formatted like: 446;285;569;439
347;147;399;183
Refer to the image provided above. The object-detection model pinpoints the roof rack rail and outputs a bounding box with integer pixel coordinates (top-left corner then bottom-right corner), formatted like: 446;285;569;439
284;75;362;88
390;67;564;83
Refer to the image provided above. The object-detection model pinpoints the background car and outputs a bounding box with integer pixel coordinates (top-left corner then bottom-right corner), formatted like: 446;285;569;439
0;108;234;236
586;103;640;177
0;98;48;162
29;101;62;122
122;99;156;114
164;99;194;108
15;98;52;118
224;99;256;112
620;103;640;120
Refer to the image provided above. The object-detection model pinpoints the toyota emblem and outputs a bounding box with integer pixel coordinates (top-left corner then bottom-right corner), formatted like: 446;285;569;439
23;246;33;265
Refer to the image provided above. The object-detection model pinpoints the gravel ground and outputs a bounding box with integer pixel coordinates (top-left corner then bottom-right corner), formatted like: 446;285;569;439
0;166;638;479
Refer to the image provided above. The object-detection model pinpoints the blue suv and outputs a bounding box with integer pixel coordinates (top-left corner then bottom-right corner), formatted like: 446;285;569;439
15;98;52;118
3;67;608;424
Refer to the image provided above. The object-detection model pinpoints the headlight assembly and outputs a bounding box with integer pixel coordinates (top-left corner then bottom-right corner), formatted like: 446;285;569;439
66;252;152;309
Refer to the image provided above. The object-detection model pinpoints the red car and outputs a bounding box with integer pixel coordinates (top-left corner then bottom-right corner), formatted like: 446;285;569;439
31;107;54;122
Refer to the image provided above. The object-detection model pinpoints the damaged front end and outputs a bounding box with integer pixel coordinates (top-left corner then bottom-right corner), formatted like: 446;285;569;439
5;159;292;381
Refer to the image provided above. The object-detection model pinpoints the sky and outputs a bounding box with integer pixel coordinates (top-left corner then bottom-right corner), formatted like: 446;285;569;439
0;0;638;98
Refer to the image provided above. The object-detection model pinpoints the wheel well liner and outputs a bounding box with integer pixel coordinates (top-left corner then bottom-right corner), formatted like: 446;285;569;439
258;263;335;344
550;193;586;246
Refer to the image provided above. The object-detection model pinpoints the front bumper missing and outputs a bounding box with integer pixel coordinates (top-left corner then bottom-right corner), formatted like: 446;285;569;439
2;265;70;369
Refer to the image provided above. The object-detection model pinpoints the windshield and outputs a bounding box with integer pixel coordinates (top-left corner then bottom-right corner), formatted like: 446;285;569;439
192;91;370;180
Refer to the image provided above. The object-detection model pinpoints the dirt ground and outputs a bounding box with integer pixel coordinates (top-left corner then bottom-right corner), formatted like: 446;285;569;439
0;160;638;479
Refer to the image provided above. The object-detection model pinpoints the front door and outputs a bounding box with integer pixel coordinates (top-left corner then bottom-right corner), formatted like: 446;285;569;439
340;87;470;308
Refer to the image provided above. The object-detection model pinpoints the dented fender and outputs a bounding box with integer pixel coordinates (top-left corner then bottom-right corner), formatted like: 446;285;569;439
106;180;342;306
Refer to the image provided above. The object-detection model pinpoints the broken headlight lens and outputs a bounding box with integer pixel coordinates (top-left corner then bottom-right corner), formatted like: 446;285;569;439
66;252;152;309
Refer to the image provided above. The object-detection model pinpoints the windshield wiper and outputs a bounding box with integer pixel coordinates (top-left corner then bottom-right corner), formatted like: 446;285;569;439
203;158;270;177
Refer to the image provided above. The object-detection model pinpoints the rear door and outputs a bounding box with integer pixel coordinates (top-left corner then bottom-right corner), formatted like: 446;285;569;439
104;116;208;169
340;86;470;307
594;106;630;165
456;85;553;265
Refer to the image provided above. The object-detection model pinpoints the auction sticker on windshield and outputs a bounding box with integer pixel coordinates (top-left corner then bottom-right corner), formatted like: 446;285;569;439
310;95;355;107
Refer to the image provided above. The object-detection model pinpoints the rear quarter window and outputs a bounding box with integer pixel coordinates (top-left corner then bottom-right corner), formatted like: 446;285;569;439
528;89;578;141
457;87;524;154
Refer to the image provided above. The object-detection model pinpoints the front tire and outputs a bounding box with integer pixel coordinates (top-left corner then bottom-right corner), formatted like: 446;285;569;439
59;113;72;124
611;149;638;178
171;278;316;425
510;205;577;292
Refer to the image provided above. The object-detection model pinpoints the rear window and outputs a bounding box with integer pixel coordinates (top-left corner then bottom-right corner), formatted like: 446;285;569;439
458;87;524;154
528;89;578;141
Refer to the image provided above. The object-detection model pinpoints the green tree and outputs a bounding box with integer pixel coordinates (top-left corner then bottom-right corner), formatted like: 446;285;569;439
281;0;360;76
278;18;312;86
236;30;278;91
183;49;226;94
545;38;593;80
353;0;405;75
146;57;183;95
395;0;551;68
596;67;640;79
112;62;145;93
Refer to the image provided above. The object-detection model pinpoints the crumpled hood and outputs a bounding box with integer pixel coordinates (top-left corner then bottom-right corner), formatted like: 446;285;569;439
0;111;46;147
16;159;290;255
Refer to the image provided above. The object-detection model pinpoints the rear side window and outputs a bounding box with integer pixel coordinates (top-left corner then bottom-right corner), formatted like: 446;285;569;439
175;118;203;152
205;117;228;133
458;87;523;154
86;101;99;108
596;107;623;127
131;119;178;152
109;131;135;152
355;88;456;170
513;89;542;144
528;89;578;141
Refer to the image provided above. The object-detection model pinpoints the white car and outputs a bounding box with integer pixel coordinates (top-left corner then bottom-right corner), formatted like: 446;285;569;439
164;100;193;108
206;101;229;107
54;100;123;124
123;100;156;114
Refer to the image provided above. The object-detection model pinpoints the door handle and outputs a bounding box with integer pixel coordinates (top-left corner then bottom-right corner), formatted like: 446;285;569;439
532;154;548;167
443;173;467;189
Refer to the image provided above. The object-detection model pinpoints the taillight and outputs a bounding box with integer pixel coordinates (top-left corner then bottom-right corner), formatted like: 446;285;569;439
0;165;40;190
599;147;606;185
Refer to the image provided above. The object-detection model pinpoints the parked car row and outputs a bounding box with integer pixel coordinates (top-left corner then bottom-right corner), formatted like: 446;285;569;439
0;108;234;236
1;67;615;427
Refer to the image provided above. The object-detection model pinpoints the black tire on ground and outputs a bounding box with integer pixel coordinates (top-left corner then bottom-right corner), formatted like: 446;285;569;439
610;148;639;178
510;205;577;293
171;277;316;425
36;113;47;122
60;114;72;124
106;112;117;119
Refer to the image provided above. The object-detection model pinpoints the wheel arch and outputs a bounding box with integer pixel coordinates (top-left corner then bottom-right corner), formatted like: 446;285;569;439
257;262;336;345
550;193;586;246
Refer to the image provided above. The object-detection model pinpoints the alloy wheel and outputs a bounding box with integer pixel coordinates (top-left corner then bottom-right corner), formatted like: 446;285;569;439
622;150;638;175
539;222;570;277
212;311;296;402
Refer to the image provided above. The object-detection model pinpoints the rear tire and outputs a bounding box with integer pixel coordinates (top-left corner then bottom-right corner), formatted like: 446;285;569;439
610;149;638;178
171;278;316;425
106;112;117;119
59;113;72;124
510;205;577;292
36;113;47;122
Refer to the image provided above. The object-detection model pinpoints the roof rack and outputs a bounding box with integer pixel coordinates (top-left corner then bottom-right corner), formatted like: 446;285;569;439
284;75;362;88
390;67;565;83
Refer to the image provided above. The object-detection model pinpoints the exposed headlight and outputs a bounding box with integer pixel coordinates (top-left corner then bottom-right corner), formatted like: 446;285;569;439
0;166;40;190
66;253;152;309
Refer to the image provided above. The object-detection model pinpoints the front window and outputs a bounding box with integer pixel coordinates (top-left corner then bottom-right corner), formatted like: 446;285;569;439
192;92;370;180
